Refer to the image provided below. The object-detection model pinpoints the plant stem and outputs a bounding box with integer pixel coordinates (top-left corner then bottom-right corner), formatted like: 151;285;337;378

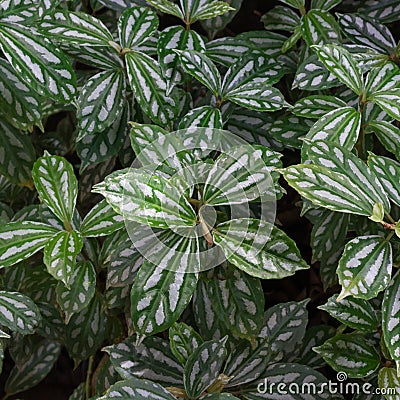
85;356;94;399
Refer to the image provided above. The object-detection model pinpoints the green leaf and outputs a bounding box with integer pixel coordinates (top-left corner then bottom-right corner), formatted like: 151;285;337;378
0;221;57;268
0;290;41;334
5;339;61;396
81;199;125;237
178;105;223;129
313;44;363;95
281;26;301;53
370;89;400;121
93;170;196;229
262;6;300;32
319;294;379;332
337;235;392;301
338;13;396;54
56;261;96;323
158;26;205;94
118;6;158;49
301;9;341;47
180;0;235;24
293;53;339;91
223;82;286;112
0;58;42;130
203;145;281;205
169;322;203;366
302;106;361;157
98;377;177;400
367;120;400;160
0;22;76;102
184;337;227;398
209;267;264;339
382;272;400;375
279;0;305;9
178;50;221;96
146;0;184;20
213;219;309;279
368;153;400;207
311;0;342;10
131;258;198;339
126;51;178;126
77;69;126;140
364;62;400;97
313;333;381;378
43;230;83;286
0;120;36;185
68;382;85;400
378;368;400;399
38;10;114;47
292;95;347;119
104;335;184;385
32;152;78;226
260;300;309;362
66;294;106;362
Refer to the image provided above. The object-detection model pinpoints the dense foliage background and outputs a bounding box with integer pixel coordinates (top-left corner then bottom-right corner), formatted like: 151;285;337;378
1;0;400;399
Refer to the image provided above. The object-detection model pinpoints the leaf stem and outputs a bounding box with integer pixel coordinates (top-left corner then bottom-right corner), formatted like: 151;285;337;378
85;355;94;399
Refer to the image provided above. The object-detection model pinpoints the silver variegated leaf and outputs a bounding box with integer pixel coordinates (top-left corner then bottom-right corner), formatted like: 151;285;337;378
32;152;78;226
203;145;281;205
224;338;270;387
367;121;400;160
213;219;309;279
260;300;309;362
0;22;76;102
103;335;184;385
77;69;126;140
293;53;339;91
56;260;96;323
180;0;235;24
368;153;400;207
0;58;42;130
262;6;300;31
118;6;158;49
370;89;400;121
38;10;114;46
169;322;203;366
0;290;41;334
184;337;228;398
43;230;83;286
0;221;57;268
97;377;177;400
209;267;264;339
302;106;361;158
146;0;184;19
93;170;196;229
311;0;342;10
319;294;379;332
382;272;400;375
378;368;400;399
93;355;119;396
179;105;223;129
131;258;198;339
364;62;400;97
313;333;380;378
223;82;286;112
292;95;346;119
158;26;205;94
0;120;36;185
357;0;400;24
306;141;390;212
4;339;61;396
66;294;106;361
336;235;392;301
313;44;363;95
80;199;124;237
107;240;142;287
65;45;123;69
126;51;178;127
301;9;341;47
178;50;221;96
338;13;396;54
